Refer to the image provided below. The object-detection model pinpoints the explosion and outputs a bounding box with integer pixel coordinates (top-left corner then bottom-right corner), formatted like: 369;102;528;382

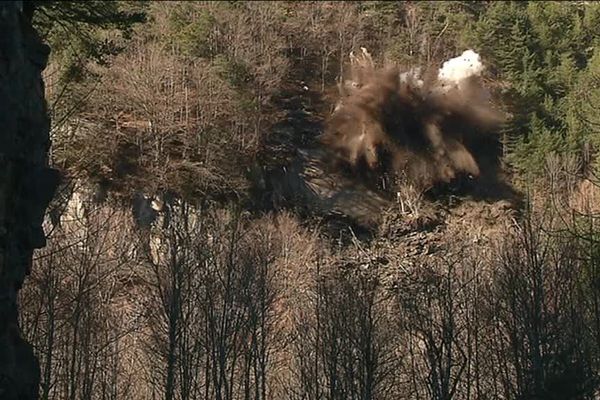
438;49;484;85
321;48;506;196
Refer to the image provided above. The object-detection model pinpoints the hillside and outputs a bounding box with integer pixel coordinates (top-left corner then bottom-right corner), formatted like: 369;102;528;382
15;2;600;399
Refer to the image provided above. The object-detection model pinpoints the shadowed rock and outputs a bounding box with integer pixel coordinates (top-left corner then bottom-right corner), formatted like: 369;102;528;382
0;2;58;398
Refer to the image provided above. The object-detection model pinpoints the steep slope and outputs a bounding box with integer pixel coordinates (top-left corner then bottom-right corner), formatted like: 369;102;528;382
0;3;59;399
251;48;519;239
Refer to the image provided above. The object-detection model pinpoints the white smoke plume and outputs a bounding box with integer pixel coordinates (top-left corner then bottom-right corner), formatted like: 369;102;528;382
438;49;484;85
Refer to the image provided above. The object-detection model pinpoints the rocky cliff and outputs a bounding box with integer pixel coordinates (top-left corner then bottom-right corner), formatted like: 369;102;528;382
0;2;58;398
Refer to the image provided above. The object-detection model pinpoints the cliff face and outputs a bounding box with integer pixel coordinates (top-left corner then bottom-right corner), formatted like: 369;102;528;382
0;2;59;398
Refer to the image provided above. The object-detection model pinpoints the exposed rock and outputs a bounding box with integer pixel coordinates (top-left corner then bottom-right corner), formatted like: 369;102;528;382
0;2;57;398
263;147;391;229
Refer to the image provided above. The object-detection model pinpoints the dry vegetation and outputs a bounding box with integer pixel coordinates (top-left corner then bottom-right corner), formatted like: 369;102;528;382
20;1;600;399
20;158;600;399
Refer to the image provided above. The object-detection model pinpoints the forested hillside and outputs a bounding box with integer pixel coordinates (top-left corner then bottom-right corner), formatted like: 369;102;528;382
18;1;600;399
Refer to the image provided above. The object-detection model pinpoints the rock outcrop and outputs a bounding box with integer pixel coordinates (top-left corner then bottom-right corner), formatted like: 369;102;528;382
0;2;58;398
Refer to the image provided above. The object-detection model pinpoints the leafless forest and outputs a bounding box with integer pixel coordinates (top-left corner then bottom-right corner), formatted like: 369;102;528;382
16;1;600;399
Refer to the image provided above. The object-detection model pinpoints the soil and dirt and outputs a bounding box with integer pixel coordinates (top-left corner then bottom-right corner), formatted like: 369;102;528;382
250;54;521;264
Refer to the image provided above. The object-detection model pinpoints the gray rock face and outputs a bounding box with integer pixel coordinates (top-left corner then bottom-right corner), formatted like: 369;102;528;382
0;2;58;398
263;148;391;229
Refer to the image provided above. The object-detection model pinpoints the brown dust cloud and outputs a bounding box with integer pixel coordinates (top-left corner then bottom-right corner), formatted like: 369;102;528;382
321;48;507;196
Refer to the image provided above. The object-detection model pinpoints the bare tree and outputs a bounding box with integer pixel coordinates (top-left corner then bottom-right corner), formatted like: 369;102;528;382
289;253;401;400
486;211;598;400
20;191;139;400
142;203;281;400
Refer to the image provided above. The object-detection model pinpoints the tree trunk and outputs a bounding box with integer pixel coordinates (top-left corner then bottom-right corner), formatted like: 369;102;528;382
0;2;59;399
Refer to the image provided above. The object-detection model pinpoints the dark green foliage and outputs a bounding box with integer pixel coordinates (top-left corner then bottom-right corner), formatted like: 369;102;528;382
32;1;145;31
211;55;252;89
167;5;218;58
464;1;600;177
32;1;145;75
